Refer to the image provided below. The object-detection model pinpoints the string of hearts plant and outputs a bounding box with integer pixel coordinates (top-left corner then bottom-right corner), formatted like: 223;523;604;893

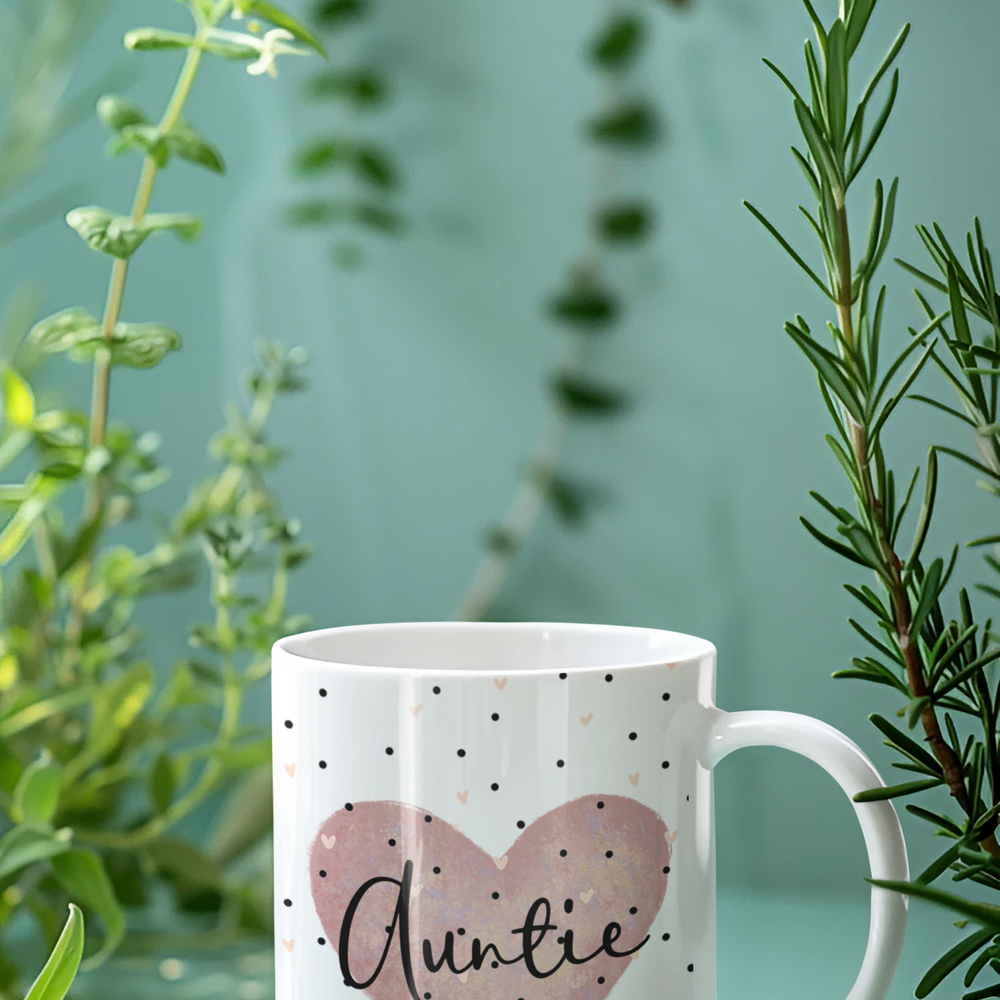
748;1;1000;997
288;0;404;266
0;0;321;995
455;0;689;622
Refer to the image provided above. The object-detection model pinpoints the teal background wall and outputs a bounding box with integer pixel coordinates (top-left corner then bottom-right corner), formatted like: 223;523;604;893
4;0;999;914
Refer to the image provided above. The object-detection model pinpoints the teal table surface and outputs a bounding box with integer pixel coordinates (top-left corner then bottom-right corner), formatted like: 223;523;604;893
718;889;953;1000
67;889;964;999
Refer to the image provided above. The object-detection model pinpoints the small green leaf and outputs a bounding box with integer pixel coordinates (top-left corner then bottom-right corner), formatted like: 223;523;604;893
143;212;203;242
0;826;71;880
549;285;619;330
869;878;1000;934
355;147;399;189
124;28;196;51
2;368;35;427
28;309;101;355
915;927;993;998
12;758;61;825
168;122;226;174
588;101;660;147
234;1;328;56
96;95;149;132
66;208;202;259
853;777;943;802
149;753;176;815
200;36;261;60
66;207;151;260
596;202;654;244
306;69;388;107
50;851;125;970
294;138;352;174
552;375;628;416
590;13;645;70
24;904;84;1000
68;323;181;370
105;124;169;166
314;0;367;26
353;202;405;233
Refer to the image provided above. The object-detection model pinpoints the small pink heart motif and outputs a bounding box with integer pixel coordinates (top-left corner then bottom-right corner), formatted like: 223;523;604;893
629;772;640;786
310;797;671;1000
321;834;336;849
580;714;593;726
665;829;679;845
282;939;294;952
456;790;469;804
283;763;296;777
667;662;677;670
493;677;508;690
409;705;423;717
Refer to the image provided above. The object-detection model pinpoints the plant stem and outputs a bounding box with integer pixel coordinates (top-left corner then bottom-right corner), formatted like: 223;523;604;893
75;671;241;850
832;193;974;818
452;3;621;622
65;43;207;661
453;335;581;622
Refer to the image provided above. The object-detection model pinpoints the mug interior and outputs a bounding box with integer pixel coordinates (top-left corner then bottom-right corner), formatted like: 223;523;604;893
275;622;714;673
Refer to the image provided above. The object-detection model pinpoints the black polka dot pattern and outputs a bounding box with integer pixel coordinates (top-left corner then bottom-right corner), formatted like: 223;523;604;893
284;720;293;729
283;898;292;907
295;656;687;987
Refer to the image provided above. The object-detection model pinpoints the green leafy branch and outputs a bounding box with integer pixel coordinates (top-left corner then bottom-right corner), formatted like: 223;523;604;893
0;0;319;991
288;0;404;267
750;4;1000;994
453;0;685;621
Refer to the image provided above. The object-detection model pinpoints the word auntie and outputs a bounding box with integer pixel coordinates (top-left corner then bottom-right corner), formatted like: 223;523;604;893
308;797;672;1000
339;860;649;997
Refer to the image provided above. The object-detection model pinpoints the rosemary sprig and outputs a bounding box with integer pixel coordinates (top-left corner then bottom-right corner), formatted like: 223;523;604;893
751;3;1000;994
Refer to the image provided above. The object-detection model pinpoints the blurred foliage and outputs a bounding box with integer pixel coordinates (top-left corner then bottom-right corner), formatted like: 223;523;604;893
288;0;404;268
0;0;116;246
0;0;319;995
454;0;690;621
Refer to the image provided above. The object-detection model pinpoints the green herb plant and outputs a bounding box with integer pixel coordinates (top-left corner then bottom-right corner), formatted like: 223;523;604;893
748;1;1000;997
288;0;404;267
454;0;689;622
0;1;320;994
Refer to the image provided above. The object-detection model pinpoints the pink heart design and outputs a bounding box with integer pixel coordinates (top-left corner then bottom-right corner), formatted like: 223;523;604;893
282;939;294;952
284;763;296;777
493;677;508;690
310;796;671;1000
580;714;593;726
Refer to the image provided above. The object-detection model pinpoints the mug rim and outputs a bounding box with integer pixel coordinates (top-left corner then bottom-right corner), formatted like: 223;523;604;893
272;621;717;676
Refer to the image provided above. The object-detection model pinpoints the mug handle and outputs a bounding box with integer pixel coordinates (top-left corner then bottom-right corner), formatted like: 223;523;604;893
704;709;909;1000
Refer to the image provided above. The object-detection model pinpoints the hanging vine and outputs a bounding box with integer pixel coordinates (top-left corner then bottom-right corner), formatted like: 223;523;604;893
454;0;690;622
287;0;404;267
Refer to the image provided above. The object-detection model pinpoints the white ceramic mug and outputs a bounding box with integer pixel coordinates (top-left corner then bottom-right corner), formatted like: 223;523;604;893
271;622;908;1000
